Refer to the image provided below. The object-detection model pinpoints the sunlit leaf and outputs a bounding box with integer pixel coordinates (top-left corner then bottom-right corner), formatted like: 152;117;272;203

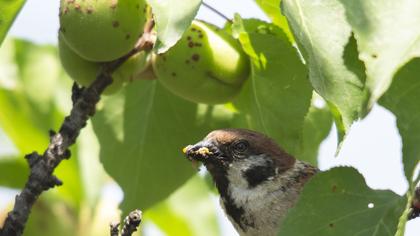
338;0;420;108
231;16;312;156
0;89;50;153
0;39;83;207
149;0;202;53
254;0;293;40
0;39;70;152
0;0;26;45
282;0;368;145
92;79;232;214
279;167;406;236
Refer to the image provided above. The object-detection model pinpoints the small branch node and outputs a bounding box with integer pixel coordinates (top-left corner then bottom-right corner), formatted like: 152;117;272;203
121;209;142;236
109;222;120;236
24;152;40;168
71;82;84;105
63;149;71;160
50;133;64;150
46;175;63;189
48;130;56;138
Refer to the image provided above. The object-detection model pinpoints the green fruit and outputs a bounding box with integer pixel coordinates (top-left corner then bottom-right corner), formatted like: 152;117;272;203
59;0;147;62
153;20;250;104
59;35;148;94
114;51;151;81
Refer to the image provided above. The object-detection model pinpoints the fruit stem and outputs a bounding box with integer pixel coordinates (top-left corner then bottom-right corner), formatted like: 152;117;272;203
105;18;156;74
202;2;232;23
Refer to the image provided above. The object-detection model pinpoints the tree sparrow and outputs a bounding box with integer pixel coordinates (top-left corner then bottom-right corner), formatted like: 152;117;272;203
184;128;318;236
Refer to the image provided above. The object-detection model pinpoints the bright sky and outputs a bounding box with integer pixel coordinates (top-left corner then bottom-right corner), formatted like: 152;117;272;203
2;0;419;235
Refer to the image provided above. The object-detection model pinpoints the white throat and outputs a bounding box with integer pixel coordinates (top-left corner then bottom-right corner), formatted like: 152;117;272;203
221;160;309;236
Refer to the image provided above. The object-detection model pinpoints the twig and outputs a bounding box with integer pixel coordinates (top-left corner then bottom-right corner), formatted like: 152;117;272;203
0;19;155;236
202;1;232;23
110;222;120;236
109;209;142;236
121;209;142;236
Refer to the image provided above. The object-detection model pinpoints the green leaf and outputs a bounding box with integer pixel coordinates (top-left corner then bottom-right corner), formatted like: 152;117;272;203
145;203;193;235
75;123;106;208
0;39;71;152
231;16;312;156
338;0;420;108
282;0;369;145
149;0;202;53
0;39;83;208
299;93;333;165
0;156;28;188
24;198;78;236
0;0;26;46
379;58;420;181
145;175;219;236
279;167;406;236
0;89;50;153
0;193;78;236
91;79;230;214
254;0;293;40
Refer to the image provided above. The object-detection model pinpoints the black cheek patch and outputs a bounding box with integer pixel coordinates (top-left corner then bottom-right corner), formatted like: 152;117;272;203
243;163;276;188
223;196;249;230
209;167;253;231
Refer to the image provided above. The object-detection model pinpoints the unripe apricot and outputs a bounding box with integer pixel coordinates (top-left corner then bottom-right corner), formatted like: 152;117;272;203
59;35;148;94
153;21;250;104
59;0;147;62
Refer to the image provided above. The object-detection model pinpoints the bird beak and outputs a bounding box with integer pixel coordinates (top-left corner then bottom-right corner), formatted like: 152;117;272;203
183;140;219;163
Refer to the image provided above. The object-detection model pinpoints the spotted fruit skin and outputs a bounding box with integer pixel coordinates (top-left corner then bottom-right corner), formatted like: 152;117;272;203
153;20;250;104
59;35;148;94
59;0;147;62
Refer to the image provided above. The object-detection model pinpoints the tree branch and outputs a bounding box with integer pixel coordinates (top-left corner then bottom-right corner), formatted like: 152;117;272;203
0;19;155;236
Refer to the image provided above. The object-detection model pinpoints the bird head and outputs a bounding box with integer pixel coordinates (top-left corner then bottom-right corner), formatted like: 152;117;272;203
183;128;296;189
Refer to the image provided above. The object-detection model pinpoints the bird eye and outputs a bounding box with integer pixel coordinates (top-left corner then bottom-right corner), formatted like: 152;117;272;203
232;140;249;153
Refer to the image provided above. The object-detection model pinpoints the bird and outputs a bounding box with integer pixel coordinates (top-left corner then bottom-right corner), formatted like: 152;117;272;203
183;128;318;236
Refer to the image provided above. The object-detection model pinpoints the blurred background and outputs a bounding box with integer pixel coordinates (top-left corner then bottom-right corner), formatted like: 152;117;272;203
0;0;418;235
